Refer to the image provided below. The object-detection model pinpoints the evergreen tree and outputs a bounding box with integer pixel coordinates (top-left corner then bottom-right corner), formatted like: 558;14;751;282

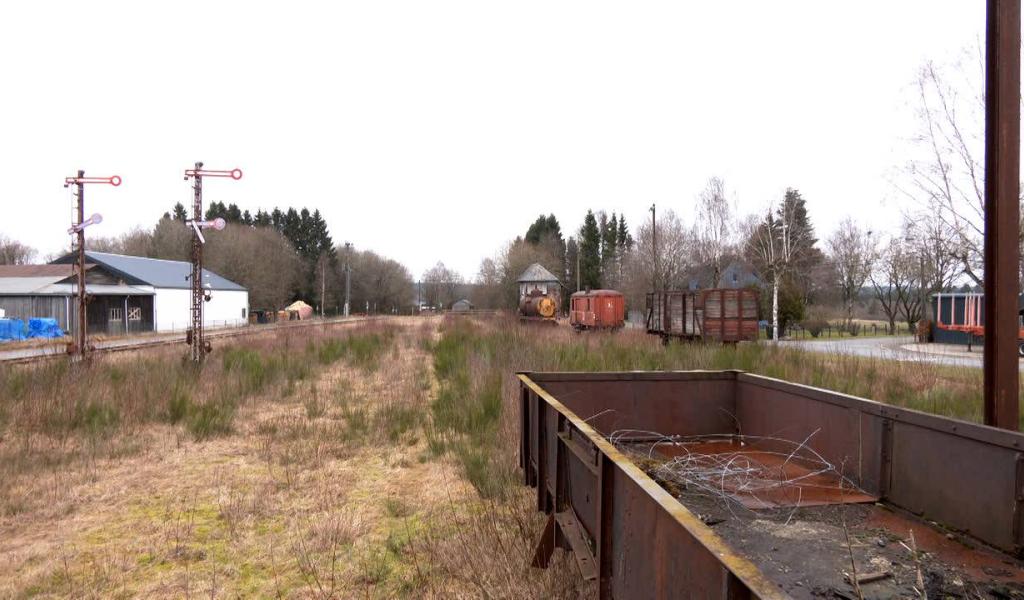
601;212;619;263
565;237;579;293
242;210;253;226
270;208;285;231
205;201;228;221
225;203;243;223
578;211;602;289
254;210;272;227
171;202;188;221
617;215;633;250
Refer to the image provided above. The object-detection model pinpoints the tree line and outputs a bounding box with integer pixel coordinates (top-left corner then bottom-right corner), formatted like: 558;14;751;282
73;202;414;314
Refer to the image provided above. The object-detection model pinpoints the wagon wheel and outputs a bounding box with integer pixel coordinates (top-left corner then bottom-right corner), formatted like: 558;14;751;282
1019;342;1024;357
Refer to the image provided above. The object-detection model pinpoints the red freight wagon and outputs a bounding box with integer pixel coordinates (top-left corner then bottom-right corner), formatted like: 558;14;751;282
645;288;759;343
570;289;625;331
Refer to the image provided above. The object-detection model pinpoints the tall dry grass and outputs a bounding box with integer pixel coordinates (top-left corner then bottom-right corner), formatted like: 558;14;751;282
0;322;397;520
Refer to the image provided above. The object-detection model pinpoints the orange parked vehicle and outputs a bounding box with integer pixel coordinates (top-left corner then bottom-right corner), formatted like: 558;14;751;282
569;289;625;331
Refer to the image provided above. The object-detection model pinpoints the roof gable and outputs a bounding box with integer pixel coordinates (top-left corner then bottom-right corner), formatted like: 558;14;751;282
517;263;559;283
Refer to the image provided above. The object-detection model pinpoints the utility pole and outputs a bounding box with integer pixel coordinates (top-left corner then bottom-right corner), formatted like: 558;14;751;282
63;171;120;361
343;242;352;317
576;249;581;293
183;163;241;363
650;204;657;292
983;0;1021;430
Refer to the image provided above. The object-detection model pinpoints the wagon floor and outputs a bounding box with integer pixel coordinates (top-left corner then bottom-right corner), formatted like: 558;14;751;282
621;443;1024;599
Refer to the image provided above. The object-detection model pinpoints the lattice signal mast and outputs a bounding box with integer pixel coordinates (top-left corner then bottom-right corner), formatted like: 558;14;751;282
183;162;242;362
63;171;121;360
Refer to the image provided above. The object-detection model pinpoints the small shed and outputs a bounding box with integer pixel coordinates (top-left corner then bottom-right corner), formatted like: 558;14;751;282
451;299;474;312
517;263;560;297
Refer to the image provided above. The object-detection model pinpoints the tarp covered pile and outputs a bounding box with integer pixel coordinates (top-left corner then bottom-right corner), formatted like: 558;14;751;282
0;319;26;342
27;318;64;339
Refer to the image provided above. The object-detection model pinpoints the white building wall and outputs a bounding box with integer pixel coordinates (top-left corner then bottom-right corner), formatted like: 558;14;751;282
153;288;250;332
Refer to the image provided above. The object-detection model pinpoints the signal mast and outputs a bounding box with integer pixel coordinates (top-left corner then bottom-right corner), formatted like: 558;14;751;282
183;162;242;363
63;171;121;361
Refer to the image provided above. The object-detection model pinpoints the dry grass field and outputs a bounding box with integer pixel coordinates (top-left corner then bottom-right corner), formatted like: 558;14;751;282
0;314;1005;598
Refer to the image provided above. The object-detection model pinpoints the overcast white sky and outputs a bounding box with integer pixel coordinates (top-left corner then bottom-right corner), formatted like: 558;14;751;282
0;2;991;279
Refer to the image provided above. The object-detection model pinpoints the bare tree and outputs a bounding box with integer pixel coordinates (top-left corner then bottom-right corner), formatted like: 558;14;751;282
206;226;303;309
472;257;504;309
870;238;919;334
826;218;876;325
0;235;37;265
348;250;413;313
743;198;815;341
693;176;735;286
902;213;960;320
903;56;987;285
623;209;692;307
422;261;464;309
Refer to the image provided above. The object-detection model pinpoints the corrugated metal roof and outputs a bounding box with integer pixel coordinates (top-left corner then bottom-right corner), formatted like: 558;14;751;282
38;283;154;296
0;264;93;277
517;263;559;283
51;252;245;291
0;276;65;294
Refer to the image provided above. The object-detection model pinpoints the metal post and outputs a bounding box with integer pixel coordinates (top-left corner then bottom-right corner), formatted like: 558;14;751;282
75;172;86;359
344;242;352;317
63;170;119;360
190;162;205;363
984;0;1021;430
650;204;657;293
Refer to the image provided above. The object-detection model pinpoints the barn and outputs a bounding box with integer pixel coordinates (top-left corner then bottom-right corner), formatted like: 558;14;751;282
0;252;249;336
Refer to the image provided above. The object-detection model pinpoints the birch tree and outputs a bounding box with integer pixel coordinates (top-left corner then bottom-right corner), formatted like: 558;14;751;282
744;192;816;341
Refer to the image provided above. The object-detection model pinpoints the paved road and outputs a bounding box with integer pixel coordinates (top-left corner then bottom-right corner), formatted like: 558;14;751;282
781;335;1024;370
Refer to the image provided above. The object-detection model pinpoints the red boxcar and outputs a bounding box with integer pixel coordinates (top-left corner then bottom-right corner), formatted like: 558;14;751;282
645;288;759;343
570;289;625;331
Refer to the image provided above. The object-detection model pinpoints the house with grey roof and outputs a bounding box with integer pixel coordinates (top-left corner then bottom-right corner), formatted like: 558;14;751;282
517;263;561;311
0;252;248;336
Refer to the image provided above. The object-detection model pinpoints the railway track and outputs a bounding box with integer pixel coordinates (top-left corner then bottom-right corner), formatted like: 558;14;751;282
0;315;385;365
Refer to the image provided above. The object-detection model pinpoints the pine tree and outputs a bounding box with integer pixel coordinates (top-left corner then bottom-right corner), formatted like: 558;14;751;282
242;210;253;226
171;202;187;221
254;210;272;227
578;211;602;290
226;203;243;223
270;208;285;231
617;215;633;251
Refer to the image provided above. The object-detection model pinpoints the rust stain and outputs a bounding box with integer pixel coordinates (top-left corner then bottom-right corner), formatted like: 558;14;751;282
866;506;1024;584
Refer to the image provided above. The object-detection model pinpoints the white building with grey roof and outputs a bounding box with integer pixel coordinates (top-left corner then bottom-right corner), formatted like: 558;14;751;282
0;252;248;336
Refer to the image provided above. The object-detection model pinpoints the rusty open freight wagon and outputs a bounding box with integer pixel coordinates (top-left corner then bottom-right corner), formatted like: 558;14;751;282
646;289;759;343
519;371;1024;598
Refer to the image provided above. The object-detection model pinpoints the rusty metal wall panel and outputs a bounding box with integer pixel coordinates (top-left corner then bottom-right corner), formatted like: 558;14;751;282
607;469;747;598
735;381;868;488
537;376;736;437
888;420;1020;550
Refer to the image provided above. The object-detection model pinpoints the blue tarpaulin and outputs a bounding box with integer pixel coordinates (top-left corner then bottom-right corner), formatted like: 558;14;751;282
27;318;64;339
0;319;26;342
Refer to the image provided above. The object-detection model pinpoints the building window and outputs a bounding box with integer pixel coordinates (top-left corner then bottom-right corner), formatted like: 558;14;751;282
242;308;247;318
109;307;123;321
128;307;142;321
